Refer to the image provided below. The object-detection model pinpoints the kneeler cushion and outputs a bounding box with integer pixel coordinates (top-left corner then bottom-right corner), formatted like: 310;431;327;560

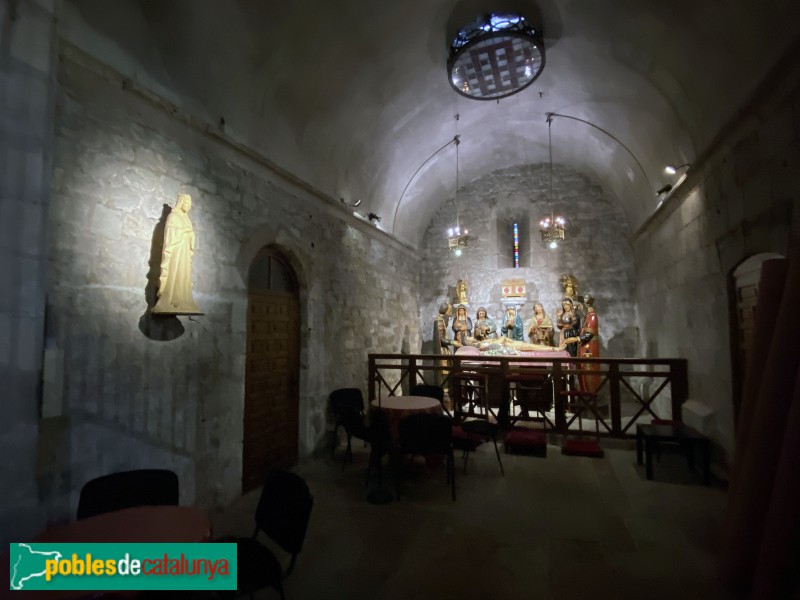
505;427;547;454
562;439;604;458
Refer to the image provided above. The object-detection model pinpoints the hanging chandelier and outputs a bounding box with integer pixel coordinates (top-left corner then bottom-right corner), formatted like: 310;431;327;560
539;114;566;249
447;224;469;255
539;213;565;249
446;116;469;256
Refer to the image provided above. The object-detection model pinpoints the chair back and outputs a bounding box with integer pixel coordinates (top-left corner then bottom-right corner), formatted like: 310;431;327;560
255;470;313;564
77;469;179;520
410;384;444;402
339;405;369;439
512;373;553;411
398;413;454;455
330;388;365;415
410;384;449;416
450;372;490;423
507;372;553;429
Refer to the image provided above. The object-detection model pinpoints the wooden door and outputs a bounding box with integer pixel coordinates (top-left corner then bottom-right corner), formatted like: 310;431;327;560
243;251;299;493
729;253;783;427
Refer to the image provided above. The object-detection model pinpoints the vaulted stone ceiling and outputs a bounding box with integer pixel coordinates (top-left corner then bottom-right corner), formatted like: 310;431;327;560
62;0;800;247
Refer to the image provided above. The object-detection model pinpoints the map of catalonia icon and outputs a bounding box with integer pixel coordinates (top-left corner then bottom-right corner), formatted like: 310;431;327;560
10;544;63;590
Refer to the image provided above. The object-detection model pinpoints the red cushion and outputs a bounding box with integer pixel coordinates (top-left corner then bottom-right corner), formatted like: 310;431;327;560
505;428;547;448
562;439;604;458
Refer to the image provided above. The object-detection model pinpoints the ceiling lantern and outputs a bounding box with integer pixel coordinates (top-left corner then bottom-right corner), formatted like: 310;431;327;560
447;13;545;101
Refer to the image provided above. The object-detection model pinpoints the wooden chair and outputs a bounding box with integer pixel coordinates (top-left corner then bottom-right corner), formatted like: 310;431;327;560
504;372;553;456
560;390;604;458
506;371;553;427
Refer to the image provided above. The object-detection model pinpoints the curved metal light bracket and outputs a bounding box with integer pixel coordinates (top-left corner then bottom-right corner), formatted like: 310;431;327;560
390;134;461;234
546;112;655;194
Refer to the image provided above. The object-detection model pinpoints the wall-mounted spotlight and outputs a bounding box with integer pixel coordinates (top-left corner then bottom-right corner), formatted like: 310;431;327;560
664;163;690;175
368;213;382;223
655;184;673;196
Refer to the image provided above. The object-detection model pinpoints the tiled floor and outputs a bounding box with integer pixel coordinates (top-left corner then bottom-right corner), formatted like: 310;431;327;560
211;440;729;600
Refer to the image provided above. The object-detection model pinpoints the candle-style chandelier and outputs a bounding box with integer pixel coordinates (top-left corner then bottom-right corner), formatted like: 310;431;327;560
539;114;566;249
446;115;469;256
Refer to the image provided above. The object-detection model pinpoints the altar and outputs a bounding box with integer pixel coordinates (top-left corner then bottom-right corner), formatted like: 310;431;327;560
455;345;570;426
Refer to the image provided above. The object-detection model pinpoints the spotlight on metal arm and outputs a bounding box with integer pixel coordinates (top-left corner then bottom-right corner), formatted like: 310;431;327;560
655;184;673;196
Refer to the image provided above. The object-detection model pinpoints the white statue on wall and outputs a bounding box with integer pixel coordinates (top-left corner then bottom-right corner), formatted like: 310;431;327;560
152;193;203;315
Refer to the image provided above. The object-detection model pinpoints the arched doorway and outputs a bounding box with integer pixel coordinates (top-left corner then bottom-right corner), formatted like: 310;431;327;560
728;252;783;428
243;248;300;492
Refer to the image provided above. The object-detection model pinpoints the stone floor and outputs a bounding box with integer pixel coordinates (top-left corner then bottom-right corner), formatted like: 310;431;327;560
211;440;729;600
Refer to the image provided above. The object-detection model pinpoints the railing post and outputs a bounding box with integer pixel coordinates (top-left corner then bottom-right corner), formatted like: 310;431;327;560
499;358;509;428
609;361;622;436
671;359;688;421
408;356;417;390
553;359;565;434
368;354;375;406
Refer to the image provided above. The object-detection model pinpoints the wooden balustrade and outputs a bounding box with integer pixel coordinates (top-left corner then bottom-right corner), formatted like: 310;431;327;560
368;353;688;439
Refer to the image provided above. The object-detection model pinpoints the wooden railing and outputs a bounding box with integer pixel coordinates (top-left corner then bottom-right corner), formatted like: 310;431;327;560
368;353;688;439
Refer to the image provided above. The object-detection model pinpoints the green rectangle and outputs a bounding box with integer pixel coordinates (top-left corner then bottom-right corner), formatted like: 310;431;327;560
9;543;237;591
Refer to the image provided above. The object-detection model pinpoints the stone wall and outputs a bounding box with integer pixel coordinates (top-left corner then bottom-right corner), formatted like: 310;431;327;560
420;164;638;359
40;49;421;522
0;0;59;545
633;65;800;463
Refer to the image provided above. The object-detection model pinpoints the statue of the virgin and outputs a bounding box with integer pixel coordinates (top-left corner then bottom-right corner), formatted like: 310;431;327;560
152;194;203;315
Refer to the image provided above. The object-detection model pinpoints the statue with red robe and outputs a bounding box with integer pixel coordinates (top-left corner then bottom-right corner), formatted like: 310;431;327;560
578;294;601;393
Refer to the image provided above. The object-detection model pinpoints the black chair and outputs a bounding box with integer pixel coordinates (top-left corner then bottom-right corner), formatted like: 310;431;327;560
394;413;456;501
329;388;366;456
77;469;179;520
338;406;392;483
451;373;504;476
409;384;450;416
223;470;313;600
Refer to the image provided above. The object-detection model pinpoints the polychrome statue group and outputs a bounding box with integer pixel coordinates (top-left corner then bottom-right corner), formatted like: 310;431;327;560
432;274;602;392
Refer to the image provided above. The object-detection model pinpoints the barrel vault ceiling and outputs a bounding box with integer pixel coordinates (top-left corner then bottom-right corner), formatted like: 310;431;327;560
62;0;800;247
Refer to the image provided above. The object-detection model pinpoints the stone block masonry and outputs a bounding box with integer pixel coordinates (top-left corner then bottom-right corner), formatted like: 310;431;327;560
421;164;639;360
40;53;422;521
633;66;800;465
0;0;59;546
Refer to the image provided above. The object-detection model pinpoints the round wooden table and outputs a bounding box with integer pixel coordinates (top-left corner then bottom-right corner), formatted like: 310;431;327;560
1;506;211;600
33;505;211;543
